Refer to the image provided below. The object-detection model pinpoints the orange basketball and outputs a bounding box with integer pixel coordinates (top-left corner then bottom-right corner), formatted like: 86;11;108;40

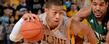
21;19;44;42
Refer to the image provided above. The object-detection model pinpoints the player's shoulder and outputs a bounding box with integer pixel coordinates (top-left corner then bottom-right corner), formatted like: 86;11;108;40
107;21;109;31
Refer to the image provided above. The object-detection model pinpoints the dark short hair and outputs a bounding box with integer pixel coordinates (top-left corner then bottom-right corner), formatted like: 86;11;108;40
91;0;109;3
104;0;109;3
44;0;63;8
101;0;109;29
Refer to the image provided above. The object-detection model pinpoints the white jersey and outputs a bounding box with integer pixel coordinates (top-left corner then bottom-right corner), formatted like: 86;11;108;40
9;13;69;44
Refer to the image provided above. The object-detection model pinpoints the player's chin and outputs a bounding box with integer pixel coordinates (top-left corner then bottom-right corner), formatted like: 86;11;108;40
95;15;102;18
94;13;102;18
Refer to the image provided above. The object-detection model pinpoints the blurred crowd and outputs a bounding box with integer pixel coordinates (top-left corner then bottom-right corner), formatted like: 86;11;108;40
0;0;91;44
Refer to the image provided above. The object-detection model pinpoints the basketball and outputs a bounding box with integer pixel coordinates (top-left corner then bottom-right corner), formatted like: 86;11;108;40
21;18;44;42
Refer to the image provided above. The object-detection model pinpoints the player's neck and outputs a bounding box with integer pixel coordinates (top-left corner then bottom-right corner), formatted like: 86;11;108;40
96;19;102;25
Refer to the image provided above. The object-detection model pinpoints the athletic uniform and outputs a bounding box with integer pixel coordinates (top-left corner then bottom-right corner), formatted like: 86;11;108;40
9;13;70;44
87;11;107;44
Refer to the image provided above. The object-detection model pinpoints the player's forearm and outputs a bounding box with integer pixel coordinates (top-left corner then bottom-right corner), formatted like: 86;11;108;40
71;7;91;22
86;27;97;44
106;22;109;44
105;32;109;44
9;18;23;42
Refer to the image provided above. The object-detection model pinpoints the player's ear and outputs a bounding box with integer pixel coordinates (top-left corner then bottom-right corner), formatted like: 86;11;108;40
44;7;49;13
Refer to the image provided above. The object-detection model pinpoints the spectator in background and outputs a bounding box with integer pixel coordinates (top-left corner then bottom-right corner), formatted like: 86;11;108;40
66;3;78;18
15;0;29;22
3;0;13;8
0;0;4;17
0;7;14;44
2;0;15;17
64;0;72;12
64;0;71;9
0;8;11;26
32;0;45;14
0;22;4;44
5;16;15;44
0;4;4;17
9;0;20;9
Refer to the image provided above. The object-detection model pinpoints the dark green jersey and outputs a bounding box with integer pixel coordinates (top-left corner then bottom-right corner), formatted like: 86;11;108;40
87;11;107;44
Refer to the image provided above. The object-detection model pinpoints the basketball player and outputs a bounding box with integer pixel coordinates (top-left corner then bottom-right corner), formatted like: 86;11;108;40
70;0;109;44
9;0;97;44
